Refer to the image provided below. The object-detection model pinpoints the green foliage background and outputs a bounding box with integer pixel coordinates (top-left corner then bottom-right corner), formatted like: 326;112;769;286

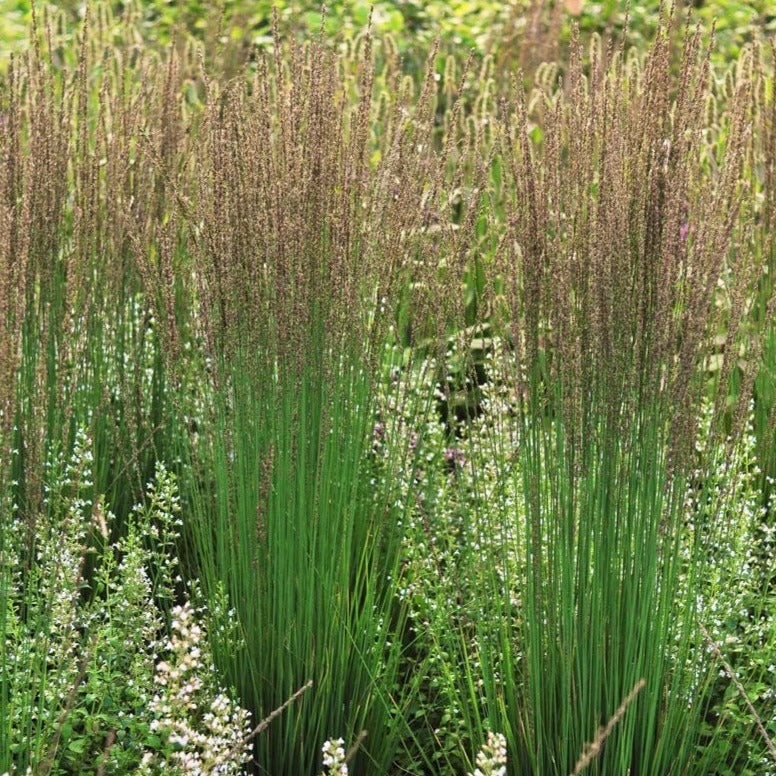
1;0;775;69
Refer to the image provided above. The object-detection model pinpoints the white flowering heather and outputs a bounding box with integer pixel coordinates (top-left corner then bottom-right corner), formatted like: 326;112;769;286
320;737;348;775
468;731;507;776
139;601;253;776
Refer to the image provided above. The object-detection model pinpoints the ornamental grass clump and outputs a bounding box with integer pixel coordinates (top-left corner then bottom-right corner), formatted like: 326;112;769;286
179;15;486;774
2;4;776;774
0;7;196;535
408;11;776;776
495;19;768;776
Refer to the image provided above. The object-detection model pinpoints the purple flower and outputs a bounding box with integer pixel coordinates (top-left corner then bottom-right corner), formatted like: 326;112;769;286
679;222;690;242
443;447;466;468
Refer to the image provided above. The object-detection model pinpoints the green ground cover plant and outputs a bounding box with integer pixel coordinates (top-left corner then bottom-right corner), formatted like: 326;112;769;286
0;3;775;774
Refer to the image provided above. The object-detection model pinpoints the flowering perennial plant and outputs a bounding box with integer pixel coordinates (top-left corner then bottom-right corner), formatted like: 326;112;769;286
139;602;253;775
320;737;349;775
468;731;507;776
0;447;253;776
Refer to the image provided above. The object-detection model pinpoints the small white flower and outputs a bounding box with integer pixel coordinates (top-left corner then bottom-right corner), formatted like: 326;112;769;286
469;732;507;776
321;737;348;775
